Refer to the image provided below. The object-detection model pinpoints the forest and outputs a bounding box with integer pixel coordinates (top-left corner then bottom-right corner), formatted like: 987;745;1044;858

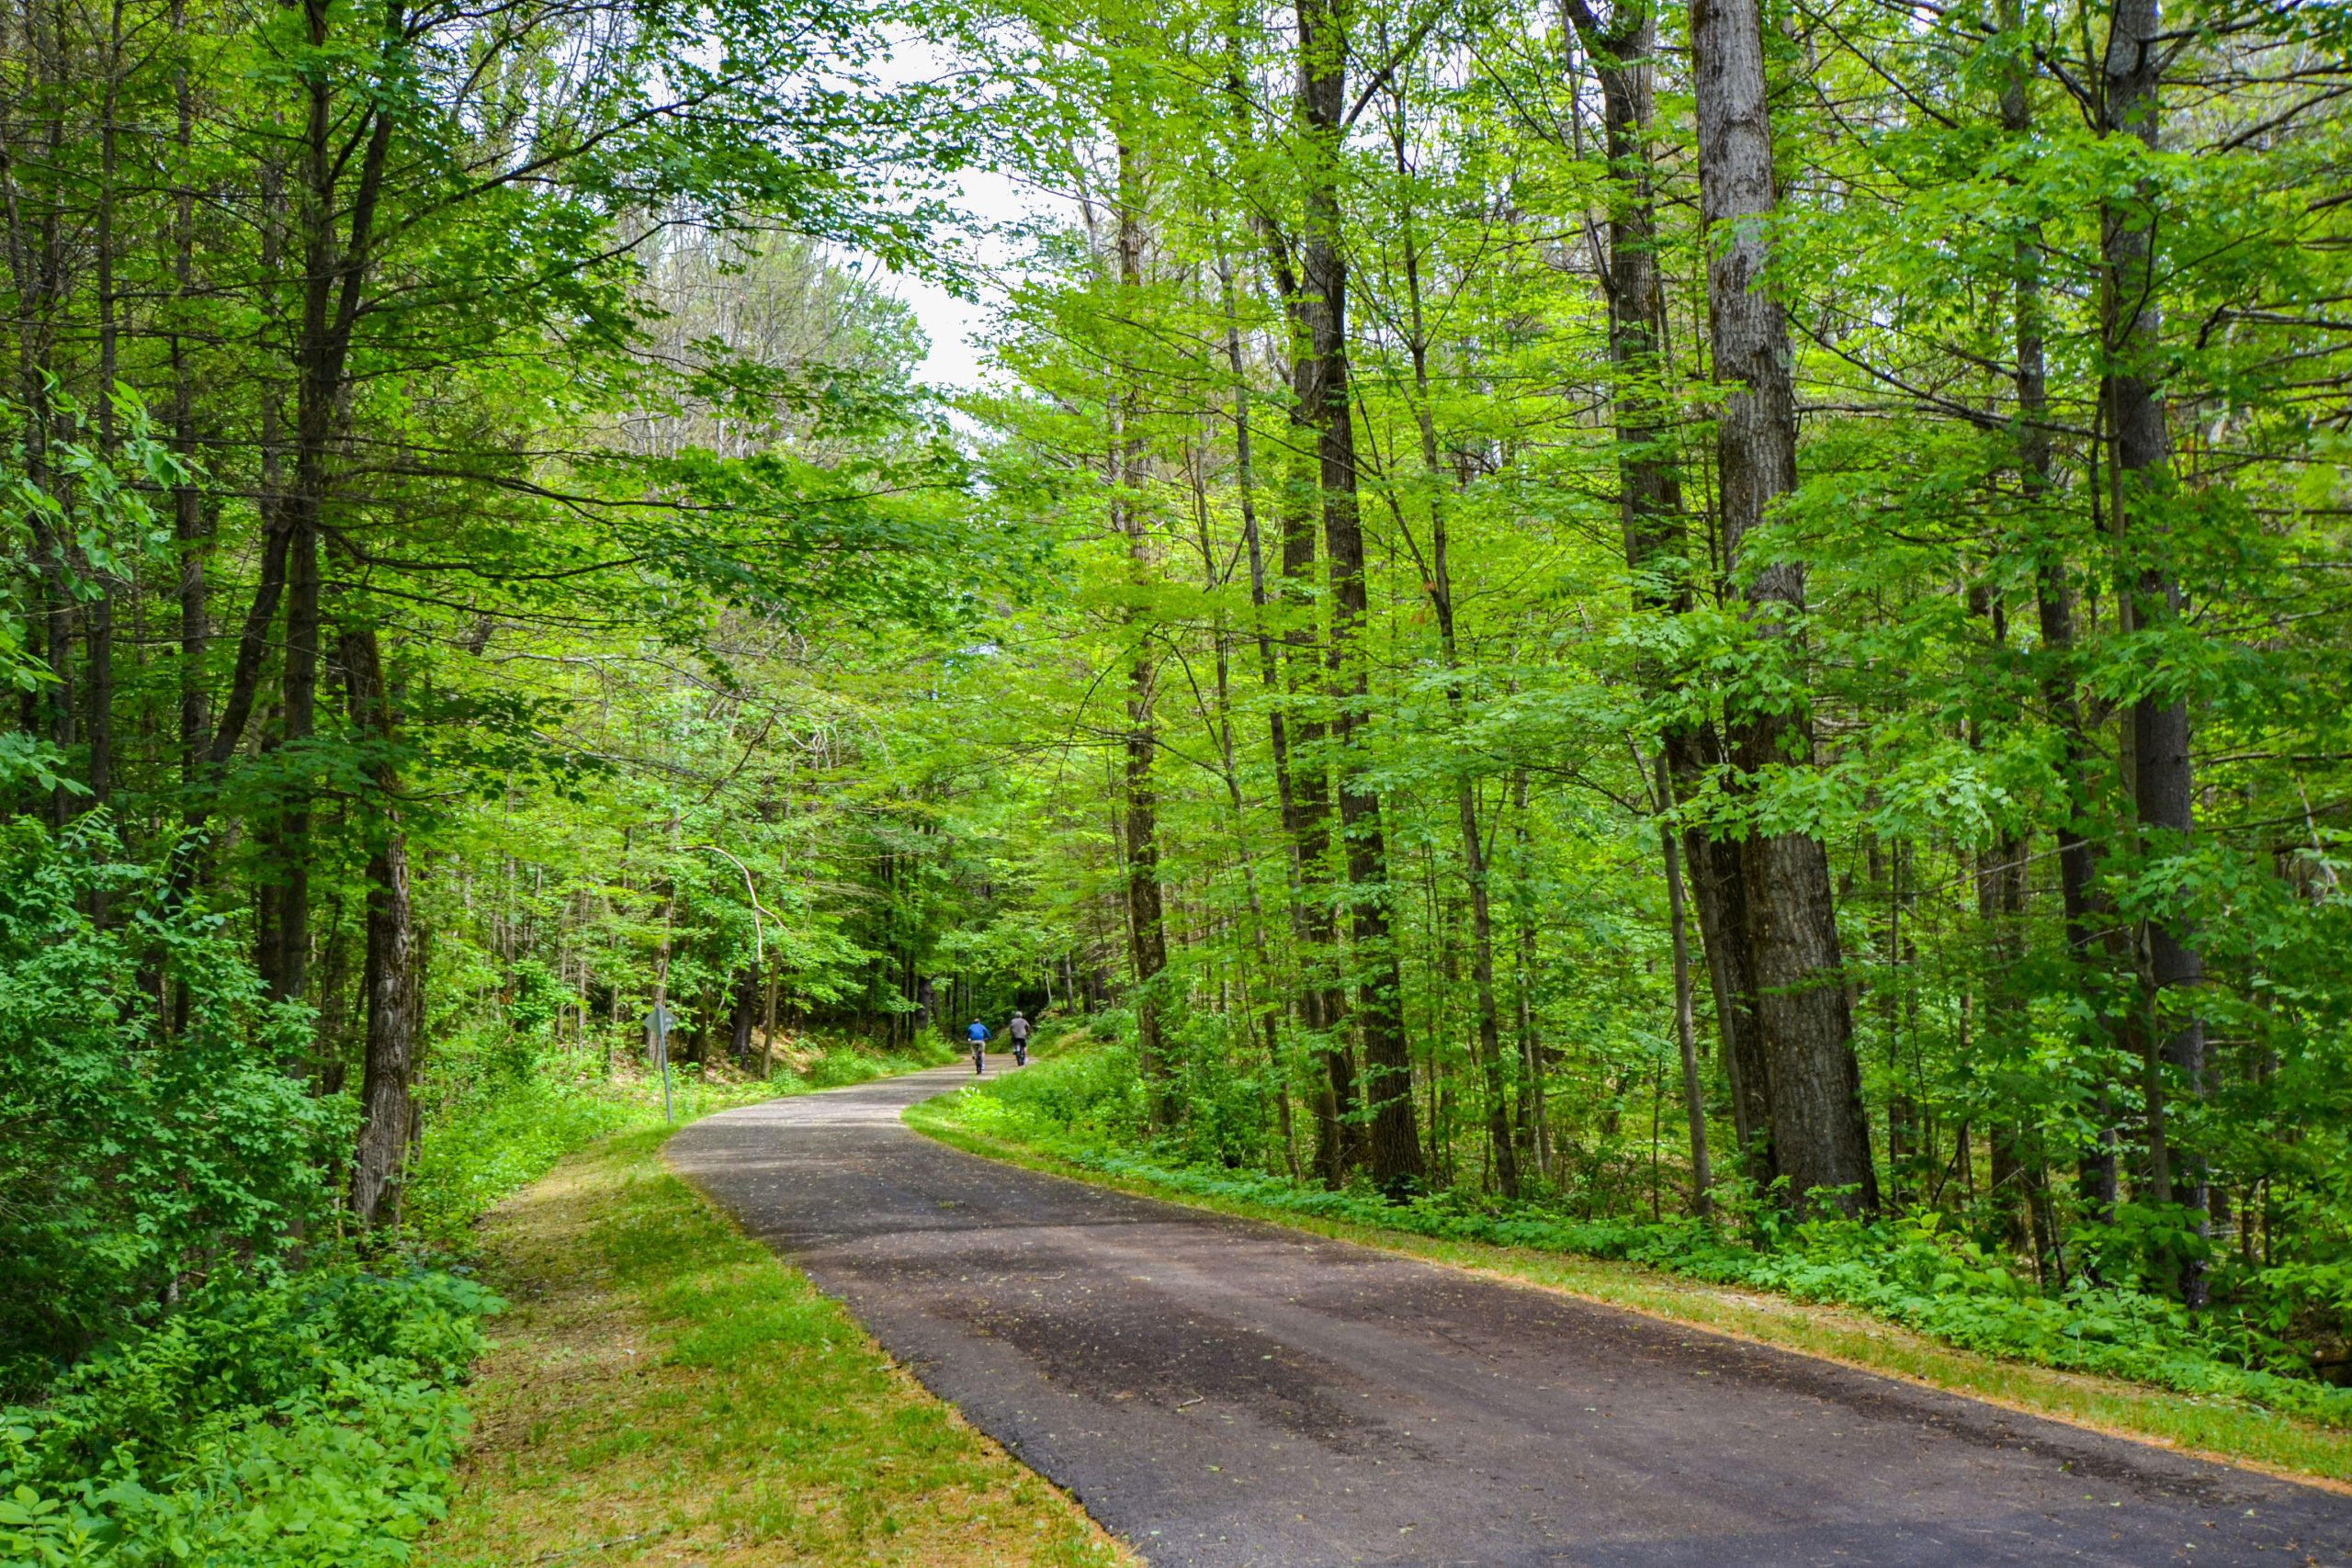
2;0;2349;1551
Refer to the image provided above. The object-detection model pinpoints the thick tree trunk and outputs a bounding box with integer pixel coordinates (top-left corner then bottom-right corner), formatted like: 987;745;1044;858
1690;0;1874;1213
729;964;759;1061
1998;14;2117;1216
1261;218;1362;1179
1299;0;1419;1189
2102;0;2206;1297
345;625;414;1229
1668;729;1774;1185
1111;130;1170;1114
255;0;401;1009
1569;0;1772;1193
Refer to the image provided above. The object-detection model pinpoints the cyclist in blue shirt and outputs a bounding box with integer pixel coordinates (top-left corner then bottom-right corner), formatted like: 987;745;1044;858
967;1018;990;1074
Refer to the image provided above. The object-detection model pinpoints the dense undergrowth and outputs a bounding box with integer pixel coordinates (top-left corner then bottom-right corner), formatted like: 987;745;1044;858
2;837;953;1568
920;1035;2352;1430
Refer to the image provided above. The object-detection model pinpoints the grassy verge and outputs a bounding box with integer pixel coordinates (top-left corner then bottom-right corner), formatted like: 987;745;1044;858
905;1095;2352;1491
418;1123;1135;1567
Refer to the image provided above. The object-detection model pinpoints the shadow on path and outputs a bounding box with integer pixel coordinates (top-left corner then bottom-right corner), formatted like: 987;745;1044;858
667;1065;2352;1567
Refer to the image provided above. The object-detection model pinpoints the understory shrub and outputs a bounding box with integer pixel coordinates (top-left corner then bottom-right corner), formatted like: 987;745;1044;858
0;819;344;1395
0;1265;497;1567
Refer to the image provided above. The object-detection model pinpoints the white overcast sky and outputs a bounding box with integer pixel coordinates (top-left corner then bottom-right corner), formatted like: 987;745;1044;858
866;36;1049;394
888;169;1030;392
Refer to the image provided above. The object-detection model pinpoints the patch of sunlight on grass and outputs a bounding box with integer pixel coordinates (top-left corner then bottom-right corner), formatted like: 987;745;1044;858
418;1126;1136;1567
906;1108;2352;1492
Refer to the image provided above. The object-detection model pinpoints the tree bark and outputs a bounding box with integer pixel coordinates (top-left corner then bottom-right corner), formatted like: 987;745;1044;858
1258;208;1358;1179
1689;0;1875;1213
1657;761;1713;1213
1111;128;1170;1115
1299;0;1420;1189
728;964;759;1061
345;623;414;1229
2101;0;2206;1297
1569;0;1773;1192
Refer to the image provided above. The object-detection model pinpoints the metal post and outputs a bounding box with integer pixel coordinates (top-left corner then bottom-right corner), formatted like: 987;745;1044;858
659;1025;673;1125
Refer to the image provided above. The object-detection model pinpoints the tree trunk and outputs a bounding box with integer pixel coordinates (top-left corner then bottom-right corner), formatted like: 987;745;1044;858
1299;0;1419;1189
1690;0;1875;1213
1511;773;1552;1180
2101;0;2205;1298
1111;128;1170;1115
729;964;759;1061
1570;0;1773;1195
1259;209;1358;1180
345;624;414;1229
1657;765;1714;1214
1668;730;1774;1186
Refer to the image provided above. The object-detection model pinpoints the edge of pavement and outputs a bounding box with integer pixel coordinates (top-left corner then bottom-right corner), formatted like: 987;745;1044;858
898;1085;2352;1498
419;1069;1137;1568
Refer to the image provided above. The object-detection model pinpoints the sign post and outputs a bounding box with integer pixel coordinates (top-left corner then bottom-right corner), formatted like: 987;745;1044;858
645;999;676;1125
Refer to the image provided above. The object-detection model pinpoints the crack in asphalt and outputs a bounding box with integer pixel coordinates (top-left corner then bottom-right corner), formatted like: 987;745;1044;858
665;1065;2352;1566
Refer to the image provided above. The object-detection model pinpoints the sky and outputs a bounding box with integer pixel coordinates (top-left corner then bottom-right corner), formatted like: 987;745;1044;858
865;37;1054;395
888;162;1046;394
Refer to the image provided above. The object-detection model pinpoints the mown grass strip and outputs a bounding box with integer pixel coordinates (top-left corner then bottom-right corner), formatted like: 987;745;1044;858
418;1124;1135;1567
904;1101;2352;1491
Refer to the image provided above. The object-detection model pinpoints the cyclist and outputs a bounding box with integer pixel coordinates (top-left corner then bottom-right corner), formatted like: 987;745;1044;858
967;1017;990;1074
1008;1010;1032;1067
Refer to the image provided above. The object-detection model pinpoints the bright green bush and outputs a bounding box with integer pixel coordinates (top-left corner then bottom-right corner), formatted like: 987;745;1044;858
0;1265;496;1567
0;819;345;1396
404;1060;646;1245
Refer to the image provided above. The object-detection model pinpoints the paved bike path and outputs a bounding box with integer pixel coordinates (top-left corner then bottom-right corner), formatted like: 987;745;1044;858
665;1066;2351;1566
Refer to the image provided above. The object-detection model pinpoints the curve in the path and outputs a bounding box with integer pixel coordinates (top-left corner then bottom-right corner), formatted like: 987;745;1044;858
664;1065;2352;1567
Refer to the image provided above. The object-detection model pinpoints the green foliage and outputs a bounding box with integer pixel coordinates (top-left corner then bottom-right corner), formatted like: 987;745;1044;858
0;1266;495;1568
0;820;341;1393
403;1065;650;1247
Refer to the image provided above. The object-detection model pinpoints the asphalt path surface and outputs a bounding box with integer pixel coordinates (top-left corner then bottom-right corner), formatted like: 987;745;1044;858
666;1065;2352;1566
